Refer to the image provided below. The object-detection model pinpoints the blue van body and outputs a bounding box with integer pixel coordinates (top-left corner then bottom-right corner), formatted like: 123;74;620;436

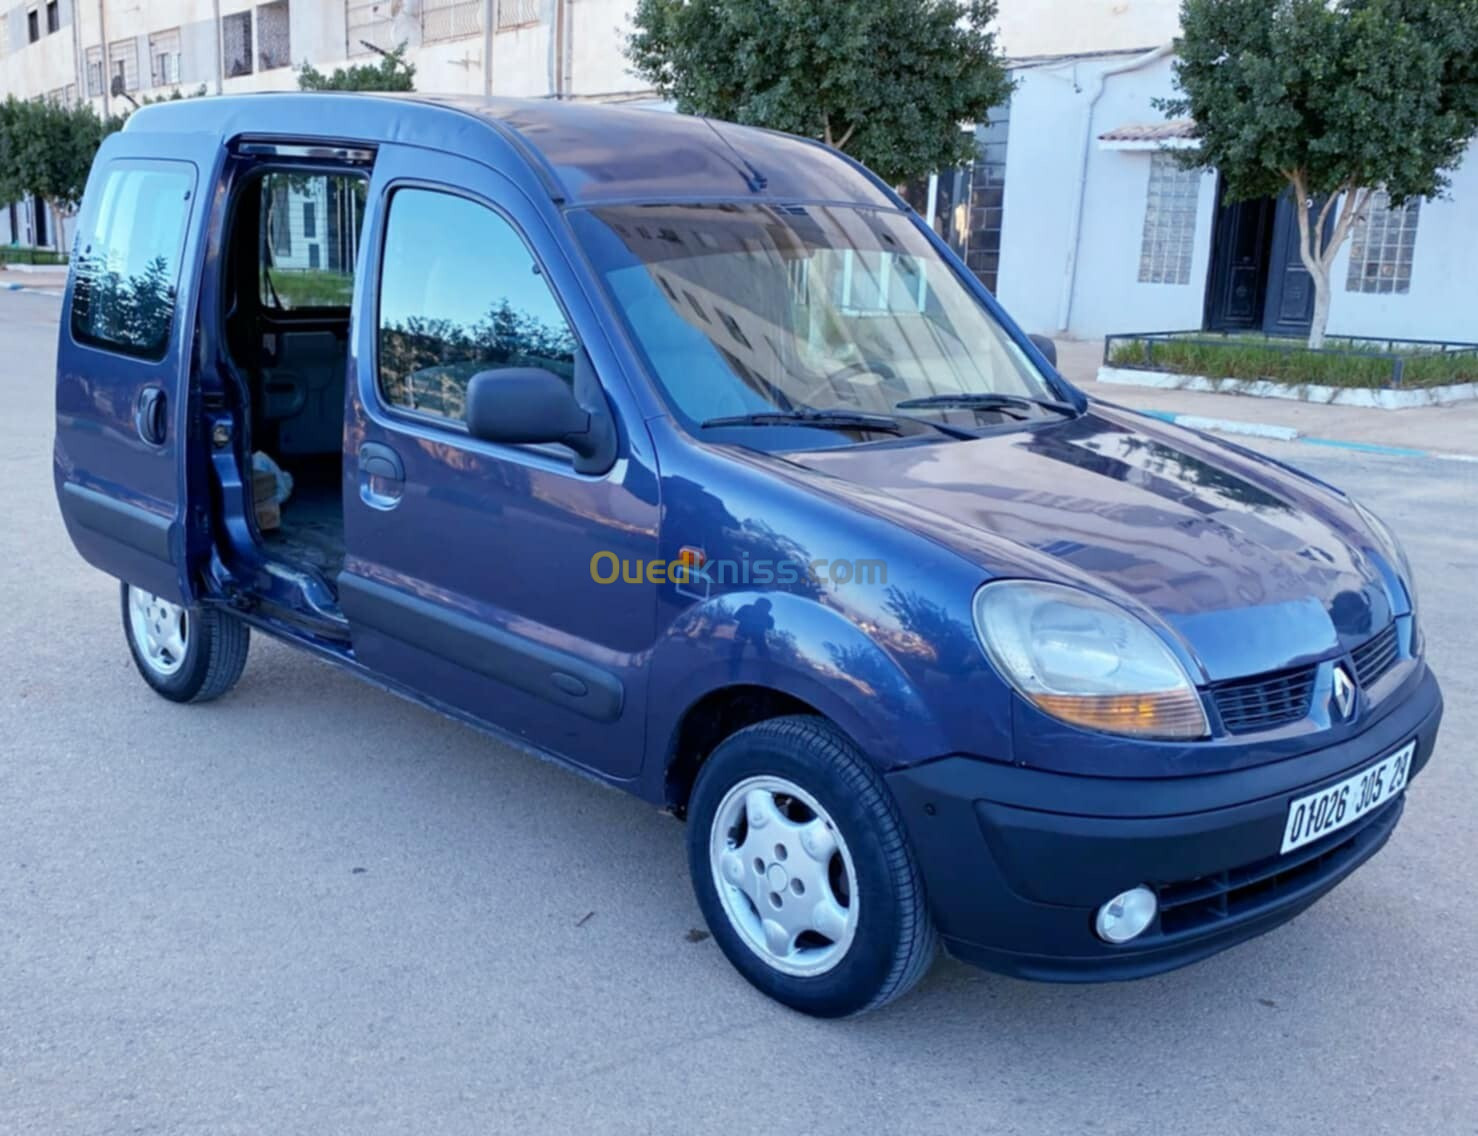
55;94;1442;983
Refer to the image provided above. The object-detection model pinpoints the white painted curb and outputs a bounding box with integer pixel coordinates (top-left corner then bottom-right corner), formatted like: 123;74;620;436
1098;365;1478;409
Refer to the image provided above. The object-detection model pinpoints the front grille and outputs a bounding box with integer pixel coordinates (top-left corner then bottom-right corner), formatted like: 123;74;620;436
1155;799;1402;937
1352;623;1400;687
1212;665;1317;734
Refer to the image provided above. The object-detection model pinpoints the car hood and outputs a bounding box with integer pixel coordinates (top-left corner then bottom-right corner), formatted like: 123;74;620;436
782;405;1399;682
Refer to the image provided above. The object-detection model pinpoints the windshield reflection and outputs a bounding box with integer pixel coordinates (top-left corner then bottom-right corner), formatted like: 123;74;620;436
570;204;1057;441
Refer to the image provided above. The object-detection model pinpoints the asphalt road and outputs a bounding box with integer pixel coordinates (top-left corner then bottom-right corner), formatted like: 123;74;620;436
2;288;1474;1135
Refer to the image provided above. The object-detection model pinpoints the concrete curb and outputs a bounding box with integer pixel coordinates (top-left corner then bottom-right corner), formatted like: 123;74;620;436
1;262;67;275
1139;407;1478;463
1099;365;1478;409
3;282;63;297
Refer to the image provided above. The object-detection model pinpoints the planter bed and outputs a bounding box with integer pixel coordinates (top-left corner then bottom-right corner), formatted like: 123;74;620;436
1100;331;1478;408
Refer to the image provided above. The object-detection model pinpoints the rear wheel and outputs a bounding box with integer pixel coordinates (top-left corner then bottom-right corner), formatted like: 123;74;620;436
687;715;936;1017
121;582;250;703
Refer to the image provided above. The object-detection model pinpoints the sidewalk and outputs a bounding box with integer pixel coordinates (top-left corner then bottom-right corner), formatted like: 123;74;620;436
1054;337;1478;459
0;264;68;295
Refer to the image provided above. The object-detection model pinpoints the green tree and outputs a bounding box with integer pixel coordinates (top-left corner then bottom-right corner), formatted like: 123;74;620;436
625;0;1011;185
298;43;416;91
1163;0;1478;348
0;96;122;253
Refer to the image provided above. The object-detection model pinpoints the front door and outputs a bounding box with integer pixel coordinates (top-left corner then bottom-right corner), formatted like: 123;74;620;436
1262;191;1329;337
1205;189;1275;331
338;145;660;781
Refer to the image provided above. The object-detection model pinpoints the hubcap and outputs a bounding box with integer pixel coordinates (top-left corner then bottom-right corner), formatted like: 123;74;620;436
127;586;189;676
709;775;859;978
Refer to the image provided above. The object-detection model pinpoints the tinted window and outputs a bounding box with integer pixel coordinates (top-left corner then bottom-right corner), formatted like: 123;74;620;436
569;204;1052;432
260;171;365;311
377;188;578;423
71;162;195;359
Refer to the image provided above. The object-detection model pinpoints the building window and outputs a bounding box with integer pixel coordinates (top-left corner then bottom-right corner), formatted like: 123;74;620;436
27;8;39;43
84;46;104;96
302;201;316;239
346;0;394;56
1346;191;1420;295
63;83;76;104
377;188;578;422
108;37;140;92
423;0;480;42
45;0;58;33
71;162;196;359
964;107;1009;293
149;29;182;87
1138;152;1201;285
223;10;253;77
497;0;541;28
257;1;291;70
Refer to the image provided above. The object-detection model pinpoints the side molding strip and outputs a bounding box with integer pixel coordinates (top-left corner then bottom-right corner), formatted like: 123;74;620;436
60;482;173;561
338;573;625;723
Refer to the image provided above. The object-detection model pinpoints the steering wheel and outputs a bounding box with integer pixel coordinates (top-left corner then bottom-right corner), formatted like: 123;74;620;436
795;360;905;410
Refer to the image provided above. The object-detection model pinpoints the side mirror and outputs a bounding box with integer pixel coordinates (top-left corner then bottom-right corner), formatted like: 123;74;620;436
1027;334;1058;367
465;367;616;475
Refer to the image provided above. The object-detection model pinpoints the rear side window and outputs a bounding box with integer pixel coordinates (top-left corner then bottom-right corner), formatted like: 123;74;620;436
376;187;578;423
71;161;195;359
260;171;365;311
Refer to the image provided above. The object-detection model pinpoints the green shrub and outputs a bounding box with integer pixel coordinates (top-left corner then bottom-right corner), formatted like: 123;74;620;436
1107;334;1478;390
0;245;69;266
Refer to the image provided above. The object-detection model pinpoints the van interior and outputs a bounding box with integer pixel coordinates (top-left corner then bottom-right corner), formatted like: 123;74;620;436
218;164;367;588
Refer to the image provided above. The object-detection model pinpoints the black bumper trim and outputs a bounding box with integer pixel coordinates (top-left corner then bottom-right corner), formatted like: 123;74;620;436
886;667;1442;982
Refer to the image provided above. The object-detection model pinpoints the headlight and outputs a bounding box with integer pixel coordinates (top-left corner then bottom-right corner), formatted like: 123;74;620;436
1351;498;1417;615
973;580;1209;740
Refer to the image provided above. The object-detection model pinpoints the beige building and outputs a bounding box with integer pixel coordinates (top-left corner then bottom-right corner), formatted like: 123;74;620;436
0;0;653;245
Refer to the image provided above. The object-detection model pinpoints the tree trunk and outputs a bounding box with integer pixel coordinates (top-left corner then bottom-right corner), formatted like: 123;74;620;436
1307;264;1332;350
48;201;67;257
1287;171;1372;350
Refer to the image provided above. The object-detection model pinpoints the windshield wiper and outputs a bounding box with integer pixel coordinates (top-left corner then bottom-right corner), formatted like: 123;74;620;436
701;410;905;435
894;392;1078;418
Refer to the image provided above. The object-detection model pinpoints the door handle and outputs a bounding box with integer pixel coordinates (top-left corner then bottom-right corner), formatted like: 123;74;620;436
357;442;404;509
135;385;168;446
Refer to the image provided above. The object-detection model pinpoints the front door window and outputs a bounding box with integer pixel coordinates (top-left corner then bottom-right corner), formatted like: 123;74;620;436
376;188;578;425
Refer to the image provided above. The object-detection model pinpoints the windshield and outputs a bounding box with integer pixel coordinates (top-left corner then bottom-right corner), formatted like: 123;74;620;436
569;203;1061;442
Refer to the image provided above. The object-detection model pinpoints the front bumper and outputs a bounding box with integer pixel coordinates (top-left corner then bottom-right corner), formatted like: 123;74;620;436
887;666;1443;982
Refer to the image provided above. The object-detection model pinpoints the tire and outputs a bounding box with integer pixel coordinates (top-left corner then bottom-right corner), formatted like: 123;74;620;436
121;581;251;704
687;715;937;1017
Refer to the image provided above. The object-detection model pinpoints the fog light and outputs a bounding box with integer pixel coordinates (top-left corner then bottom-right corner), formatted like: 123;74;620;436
1095;885;1158;944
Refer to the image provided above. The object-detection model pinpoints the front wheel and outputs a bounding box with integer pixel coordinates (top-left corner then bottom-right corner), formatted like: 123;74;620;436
121;582;250;703
687;715;937;1017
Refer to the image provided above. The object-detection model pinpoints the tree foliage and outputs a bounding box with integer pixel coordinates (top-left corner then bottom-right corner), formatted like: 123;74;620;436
1162;0;1478;346
625;0;1011;184
298;43;416;92
0;96;122;250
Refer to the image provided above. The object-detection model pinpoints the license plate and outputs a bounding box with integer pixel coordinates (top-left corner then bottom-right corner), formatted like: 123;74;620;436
1281;740;1415;854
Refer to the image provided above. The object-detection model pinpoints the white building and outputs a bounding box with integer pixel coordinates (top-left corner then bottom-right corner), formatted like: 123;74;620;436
907;2;1477;345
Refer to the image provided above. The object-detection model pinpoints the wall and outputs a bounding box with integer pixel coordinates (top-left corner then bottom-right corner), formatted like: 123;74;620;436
1325;139;1478;344
0;0;647;106
0;0;77;101
996;52;1217;340
993;0;1180;60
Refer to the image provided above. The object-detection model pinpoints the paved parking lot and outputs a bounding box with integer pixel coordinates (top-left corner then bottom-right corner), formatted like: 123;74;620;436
2;287;1474;1134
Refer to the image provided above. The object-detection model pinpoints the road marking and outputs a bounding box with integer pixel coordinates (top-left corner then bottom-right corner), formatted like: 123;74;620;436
1143;409;1478;464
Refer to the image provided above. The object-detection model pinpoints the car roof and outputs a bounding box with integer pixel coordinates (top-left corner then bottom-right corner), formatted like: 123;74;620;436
120;92;898;210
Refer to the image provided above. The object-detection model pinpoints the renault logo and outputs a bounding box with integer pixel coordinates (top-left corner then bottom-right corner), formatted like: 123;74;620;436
1332;665;1357;720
